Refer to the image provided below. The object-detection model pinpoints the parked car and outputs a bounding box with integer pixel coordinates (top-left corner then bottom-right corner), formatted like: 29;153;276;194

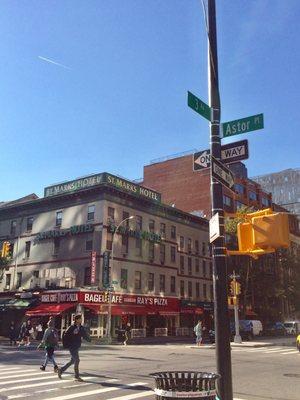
284;321;300;335
264;322;287;336
238;320;263;339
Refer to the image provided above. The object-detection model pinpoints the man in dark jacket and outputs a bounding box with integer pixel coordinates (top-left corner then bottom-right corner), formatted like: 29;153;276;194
57;314;90;381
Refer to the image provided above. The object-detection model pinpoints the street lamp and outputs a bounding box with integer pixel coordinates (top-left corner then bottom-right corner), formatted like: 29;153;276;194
106;215;135;343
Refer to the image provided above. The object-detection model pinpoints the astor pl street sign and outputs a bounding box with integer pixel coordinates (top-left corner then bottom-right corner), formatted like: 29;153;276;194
187;91;211;121
222;113;264;138
193;140;249;171
211;156;235;190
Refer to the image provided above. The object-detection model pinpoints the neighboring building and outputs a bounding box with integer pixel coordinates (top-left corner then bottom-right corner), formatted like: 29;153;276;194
0;172;212;337
252;168;300;216
143;156;272;218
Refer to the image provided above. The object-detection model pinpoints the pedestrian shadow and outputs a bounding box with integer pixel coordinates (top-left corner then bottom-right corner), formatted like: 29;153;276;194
117;356;162;361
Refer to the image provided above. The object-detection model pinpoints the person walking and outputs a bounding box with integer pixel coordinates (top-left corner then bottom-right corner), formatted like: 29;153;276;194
18;320;31;347
38;319;59;372
123;322;131;346
57;314;91;381
36;322;43;341
8;322;17;346
194;320;203;346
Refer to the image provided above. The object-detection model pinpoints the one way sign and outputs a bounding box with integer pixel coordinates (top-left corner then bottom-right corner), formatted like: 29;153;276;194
193;140;249;171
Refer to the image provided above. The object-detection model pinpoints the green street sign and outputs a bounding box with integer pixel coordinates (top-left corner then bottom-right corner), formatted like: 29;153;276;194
222;113;264;138
187;91;211;121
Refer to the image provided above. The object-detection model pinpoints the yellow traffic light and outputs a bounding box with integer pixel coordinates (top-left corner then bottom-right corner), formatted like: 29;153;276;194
230;281;235;296
227;208;290;258
235;282;241;295
1;241;11;258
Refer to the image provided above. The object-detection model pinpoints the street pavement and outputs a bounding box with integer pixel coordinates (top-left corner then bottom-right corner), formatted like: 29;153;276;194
0;341;299;400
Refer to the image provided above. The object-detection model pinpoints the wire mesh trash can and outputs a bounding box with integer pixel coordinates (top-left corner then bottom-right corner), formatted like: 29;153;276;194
150;371;220;399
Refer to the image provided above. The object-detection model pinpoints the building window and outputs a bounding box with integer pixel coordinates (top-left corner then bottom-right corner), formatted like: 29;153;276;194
210;284;214;300
149;220;155;233
180;280;185;297
160;223;166;238
27;217;33;232
187;238;192;253
86;240;93;251
262;197;270;207
5;274;11;289
87;205;95;221
108;207;115;222
188;281;192;297
235;201;246;210
159;274;165;292
249;191;258;201
195;240;199;254
203;260;206;277
223;195;232;207
123;211;130;224
170;246;176;263
188;257;192;275
210;262;213;277
53;238;60;255
235;183;245;195
170;276;176;293
10;220;17;236
180;236;184;250
149;242;155;260
180;255;185;274
160;244;165;263
202;242;206;256
203;283;207;299
122;235;129;254
136;215;142;231
136;238;142;256
55;211;62;227
16;272;22;289
33;270;39;278
84;267;91;286
171;225;176;239
121;269;128;289
135;271;141;290
196;282;200;298
195;258;200;273
106;232;113;251
148;273;154;291
25;241;31;258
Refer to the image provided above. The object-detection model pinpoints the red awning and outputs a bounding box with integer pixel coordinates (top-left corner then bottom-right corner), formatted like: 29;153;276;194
26;303;75;317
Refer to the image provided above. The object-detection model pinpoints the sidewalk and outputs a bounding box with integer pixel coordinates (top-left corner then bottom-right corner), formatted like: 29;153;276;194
189;336;296;349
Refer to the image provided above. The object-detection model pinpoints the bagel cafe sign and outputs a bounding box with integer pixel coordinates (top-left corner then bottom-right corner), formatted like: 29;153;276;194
44;172;161;203
35;224;94;243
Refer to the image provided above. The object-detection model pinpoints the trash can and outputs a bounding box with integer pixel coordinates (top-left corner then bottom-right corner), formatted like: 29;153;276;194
150;371;220;399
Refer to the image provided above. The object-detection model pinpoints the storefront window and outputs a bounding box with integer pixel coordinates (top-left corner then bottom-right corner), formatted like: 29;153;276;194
148;273;154;291
121;268;128;289
159;274;165;292
170;246;176;263
135;271;141;290
170;276;176;293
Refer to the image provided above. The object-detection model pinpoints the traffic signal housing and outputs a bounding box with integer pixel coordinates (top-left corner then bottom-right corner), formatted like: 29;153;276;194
227;208;290;258
1;241;11;258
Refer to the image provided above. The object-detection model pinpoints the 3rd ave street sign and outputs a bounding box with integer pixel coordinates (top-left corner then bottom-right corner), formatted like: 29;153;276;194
211;156;235;190
187;91;211;121
193;140;249;171
222;113;264;138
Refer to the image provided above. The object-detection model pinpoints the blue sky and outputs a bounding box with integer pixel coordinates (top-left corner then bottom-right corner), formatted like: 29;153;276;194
1;0;299;201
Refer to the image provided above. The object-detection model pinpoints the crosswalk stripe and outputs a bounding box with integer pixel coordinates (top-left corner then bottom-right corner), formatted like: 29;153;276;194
0;376;61;392
280;350;299;355
42;382;148;400
0;371;51;380
0;368;23;373
261;348;290;353
0;375;57;386
107;391;154;400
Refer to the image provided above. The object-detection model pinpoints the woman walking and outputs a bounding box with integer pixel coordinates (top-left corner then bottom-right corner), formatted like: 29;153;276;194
124;323;131;346
38;319;59;372
194;320;203;347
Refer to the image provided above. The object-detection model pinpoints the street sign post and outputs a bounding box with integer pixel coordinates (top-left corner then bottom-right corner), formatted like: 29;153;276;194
187;91;211;121
211;156;235;190
222;113;264;138
193;140;248;171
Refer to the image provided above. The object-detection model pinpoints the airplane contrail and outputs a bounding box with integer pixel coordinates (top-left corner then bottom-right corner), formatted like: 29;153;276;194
38;56;71;70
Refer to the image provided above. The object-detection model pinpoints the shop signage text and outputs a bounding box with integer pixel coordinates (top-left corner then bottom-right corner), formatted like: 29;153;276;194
35;224;94;243
90;251;97;285
41;292;78;303
108;223;162;243
44;172;161;203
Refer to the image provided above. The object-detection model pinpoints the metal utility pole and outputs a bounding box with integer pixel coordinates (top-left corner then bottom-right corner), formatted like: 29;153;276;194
208;1;233;399
231;271;242;343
